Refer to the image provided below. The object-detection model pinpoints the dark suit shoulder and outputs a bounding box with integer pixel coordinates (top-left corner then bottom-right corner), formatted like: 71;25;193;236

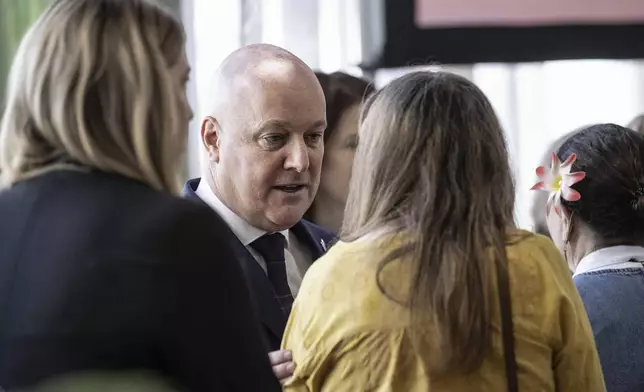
0;170;228;268
301;219;337;244
124;182;226;242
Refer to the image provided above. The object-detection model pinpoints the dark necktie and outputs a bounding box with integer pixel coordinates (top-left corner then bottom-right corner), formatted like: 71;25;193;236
250;233;294;316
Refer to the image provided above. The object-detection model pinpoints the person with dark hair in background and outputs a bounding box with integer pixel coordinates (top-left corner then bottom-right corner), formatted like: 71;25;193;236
0;0;280;390
534;123;644;392
304;71;375;233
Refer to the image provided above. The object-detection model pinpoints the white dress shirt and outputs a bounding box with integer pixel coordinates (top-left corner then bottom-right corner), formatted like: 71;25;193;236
573;245;644;277
196;181;312;297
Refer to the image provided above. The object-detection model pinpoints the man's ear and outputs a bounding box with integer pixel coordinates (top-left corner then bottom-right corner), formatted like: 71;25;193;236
201;116;220;163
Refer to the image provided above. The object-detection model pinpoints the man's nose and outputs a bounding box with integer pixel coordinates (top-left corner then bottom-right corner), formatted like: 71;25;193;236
284;139;310;173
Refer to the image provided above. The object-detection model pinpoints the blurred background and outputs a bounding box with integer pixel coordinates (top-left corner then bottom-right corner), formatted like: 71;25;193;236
2;0;643;230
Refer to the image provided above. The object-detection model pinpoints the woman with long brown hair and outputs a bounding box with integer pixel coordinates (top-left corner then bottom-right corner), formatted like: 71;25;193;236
282;71;605;391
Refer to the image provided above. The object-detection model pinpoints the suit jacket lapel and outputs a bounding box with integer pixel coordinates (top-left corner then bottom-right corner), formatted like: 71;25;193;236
183;178;286;341
290;221;326;260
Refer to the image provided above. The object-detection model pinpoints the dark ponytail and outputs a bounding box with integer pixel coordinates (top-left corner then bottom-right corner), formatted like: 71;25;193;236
558;124;644;243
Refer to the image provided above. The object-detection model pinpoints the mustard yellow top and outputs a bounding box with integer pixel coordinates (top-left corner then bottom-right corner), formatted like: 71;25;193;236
282;230;606;392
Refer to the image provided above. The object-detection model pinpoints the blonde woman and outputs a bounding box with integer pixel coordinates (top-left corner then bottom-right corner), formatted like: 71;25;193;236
282;72;605;391
0;0;280;390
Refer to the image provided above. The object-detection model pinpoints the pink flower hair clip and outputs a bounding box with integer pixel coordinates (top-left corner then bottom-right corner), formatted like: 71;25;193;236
530;153;586;216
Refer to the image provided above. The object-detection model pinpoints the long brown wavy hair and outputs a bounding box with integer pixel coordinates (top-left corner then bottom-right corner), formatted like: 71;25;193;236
342;71;516;376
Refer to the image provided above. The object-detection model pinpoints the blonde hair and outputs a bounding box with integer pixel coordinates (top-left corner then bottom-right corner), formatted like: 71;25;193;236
0;0;187;194
343;71;516;376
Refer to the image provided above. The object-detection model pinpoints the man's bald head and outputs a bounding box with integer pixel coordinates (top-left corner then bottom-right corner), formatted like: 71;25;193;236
201;44;327;232
209;44;321;120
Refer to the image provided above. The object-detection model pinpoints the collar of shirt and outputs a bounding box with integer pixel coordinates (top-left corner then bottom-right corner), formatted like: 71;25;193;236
573;245;644;277
195;180;290;247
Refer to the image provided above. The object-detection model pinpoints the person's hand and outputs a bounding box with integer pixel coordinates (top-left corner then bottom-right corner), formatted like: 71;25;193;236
269;349;295;384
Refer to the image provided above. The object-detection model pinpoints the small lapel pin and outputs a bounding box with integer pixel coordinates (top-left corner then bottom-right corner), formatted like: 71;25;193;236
320;239;327;251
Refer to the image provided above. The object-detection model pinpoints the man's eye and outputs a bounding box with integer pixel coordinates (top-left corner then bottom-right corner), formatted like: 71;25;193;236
262;134;284;144
307;134;323;145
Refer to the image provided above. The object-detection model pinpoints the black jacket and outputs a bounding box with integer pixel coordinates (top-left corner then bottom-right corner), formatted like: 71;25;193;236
0;169;280;392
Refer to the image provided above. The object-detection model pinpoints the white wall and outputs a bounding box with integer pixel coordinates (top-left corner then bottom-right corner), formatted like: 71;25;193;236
183;0;242;178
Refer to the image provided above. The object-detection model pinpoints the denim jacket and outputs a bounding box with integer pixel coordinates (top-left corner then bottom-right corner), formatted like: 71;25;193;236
574;246;644;392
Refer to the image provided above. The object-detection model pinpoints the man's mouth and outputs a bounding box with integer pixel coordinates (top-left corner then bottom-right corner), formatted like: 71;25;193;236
274;184;307;193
